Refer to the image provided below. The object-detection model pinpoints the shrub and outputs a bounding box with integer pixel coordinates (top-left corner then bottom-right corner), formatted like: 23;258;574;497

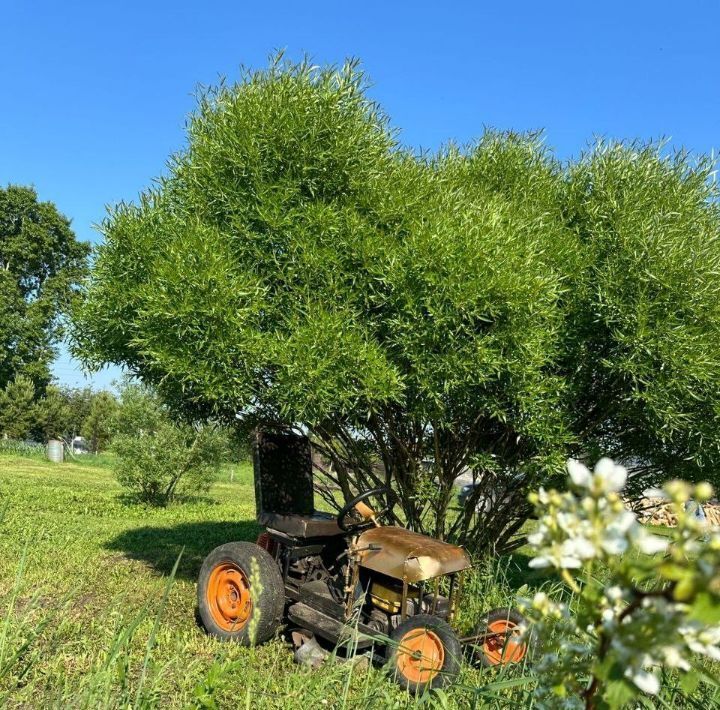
74;57;720;552
111;384;227;505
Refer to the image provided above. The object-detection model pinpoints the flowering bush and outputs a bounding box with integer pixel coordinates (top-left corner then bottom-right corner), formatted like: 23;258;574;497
522;458;720;708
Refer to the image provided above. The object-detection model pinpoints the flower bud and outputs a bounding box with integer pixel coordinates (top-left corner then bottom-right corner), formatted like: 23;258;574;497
665;480;691;503
695;482;714;502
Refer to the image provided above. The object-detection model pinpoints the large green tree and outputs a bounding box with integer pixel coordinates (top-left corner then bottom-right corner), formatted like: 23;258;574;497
0;185;89;389
73;59;720;552
561;144;720;499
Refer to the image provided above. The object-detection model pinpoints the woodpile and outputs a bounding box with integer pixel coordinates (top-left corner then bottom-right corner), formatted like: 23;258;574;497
634;498;720;528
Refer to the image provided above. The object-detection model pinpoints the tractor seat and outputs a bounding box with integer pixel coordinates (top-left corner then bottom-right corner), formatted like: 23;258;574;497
253;430;343;538
258;510;342;538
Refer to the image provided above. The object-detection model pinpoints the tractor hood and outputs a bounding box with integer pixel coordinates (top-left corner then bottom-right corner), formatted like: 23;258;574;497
354;526;471;583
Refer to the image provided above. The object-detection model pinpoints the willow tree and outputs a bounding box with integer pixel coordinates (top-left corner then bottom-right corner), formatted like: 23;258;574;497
74;58;720;553
561;144;720;502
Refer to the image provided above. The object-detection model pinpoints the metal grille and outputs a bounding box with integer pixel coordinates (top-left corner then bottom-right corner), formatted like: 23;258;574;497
253;430;315;516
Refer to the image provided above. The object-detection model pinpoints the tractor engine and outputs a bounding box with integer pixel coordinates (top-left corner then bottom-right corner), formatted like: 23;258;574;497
367;575;450;630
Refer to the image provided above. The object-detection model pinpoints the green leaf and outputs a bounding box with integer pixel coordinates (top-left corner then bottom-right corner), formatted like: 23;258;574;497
688;591;720;624
679;670;700;695
603;679;637;708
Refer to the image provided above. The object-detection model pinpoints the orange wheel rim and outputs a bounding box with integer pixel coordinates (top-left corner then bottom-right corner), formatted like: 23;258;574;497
207;562;252;632
396;628;445;684
482;619;526;665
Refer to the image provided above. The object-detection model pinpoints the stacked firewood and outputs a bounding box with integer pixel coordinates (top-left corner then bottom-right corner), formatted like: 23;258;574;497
634;498;720;528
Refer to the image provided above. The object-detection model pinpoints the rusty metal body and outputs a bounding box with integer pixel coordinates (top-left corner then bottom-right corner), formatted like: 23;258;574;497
354;526;471;583
250;431;471;642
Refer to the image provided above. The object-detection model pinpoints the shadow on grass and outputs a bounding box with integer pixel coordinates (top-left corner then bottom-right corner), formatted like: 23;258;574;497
104;519;261;581
115;492;220;507
500;550;555;591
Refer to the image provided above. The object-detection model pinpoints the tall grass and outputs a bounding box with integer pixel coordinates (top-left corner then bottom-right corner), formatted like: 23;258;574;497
2;455;719;708
2;545;718;708
0;537;534;708
0;439;45;458
0;439;118;466
0;544;71;704
0;547;181;709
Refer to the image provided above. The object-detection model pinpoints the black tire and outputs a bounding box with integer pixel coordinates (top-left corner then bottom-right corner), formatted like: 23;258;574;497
197;541;285;645
472;607;533;668
386;614;462;694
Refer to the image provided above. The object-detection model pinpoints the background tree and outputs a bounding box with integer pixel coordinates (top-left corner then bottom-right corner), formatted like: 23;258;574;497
0;185;89;390
0;379;119;448
0;375;37;439
73;59;720;552
32;384;72;441
81;390;118;453
63;386;96;441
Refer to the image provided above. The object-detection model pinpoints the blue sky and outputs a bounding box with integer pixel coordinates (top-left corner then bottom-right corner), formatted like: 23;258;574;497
1;1;718;390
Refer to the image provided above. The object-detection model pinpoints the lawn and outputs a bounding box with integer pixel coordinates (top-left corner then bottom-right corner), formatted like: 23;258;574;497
0;454;537;709
1;454;718;708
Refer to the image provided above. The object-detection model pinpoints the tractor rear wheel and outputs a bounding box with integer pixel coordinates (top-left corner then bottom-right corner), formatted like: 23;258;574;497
197;541;284;644
386;614;461;694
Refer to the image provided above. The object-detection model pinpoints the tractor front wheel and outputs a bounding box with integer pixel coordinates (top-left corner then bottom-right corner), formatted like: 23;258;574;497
473;607;533;667
197;541;284;645
386;614;461;694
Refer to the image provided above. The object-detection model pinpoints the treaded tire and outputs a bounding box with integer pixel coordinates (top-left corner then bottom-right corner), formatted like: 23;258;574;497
472;607;534;668
386;613;462;694
197;541;284;645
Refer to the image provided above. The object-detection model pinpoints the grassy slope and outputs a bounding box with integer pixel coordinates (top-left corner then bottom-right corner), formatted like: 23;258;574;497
0;455;539;708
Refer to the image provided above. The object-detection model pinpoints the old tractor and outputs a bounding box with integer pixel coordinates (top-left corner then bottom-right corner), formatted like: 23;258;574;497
197;431;531;693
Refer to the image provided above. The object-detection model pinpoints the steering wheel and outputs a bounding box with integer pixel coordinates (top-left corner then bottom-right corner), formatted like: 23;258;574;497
337;487;389;532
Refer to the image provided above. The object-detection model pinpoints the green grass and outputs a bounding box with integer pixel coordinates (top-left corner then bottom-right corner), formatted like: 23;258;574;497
0;454;540;708
2;454;717;708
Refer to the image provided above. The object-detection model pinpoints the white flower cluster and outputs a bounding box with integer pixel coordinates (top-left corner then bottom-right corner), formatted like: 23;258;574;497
527;458;668;571
523;458;720;707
